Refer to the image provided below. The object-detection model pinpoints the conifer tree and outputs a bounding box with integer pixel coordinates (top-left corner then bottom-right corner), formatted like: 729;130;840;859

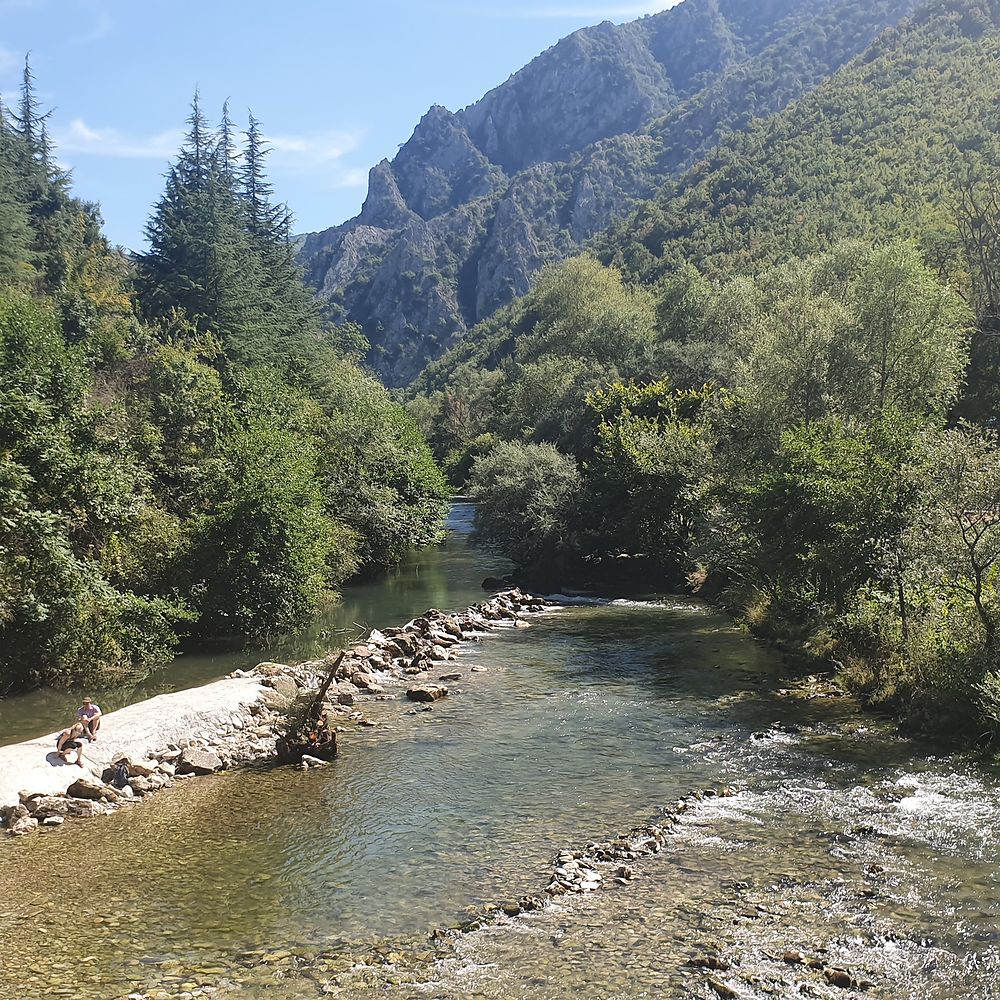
8;57;95;288
238;111;322;361
139;93;264;348
0;95;32;281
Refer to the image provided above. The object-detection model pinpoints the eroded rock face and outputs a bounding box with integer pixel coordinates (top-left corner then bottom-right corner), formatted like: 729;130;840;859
297;0;919;387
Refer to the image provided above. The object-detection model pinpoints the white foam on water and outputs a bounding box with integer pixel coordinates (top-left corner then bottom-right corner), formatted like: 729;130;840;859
546;594;711;613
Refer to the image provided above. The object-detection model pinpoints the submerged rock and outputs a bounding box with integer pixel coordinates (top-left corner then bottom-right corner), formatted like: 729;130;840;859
406;685;448;703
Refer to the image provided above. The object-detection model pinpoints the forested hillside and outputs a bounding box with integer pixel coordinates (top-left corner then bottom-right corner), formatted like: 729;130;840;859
298;0;918;385
0;71;447;694
410;0;1000;743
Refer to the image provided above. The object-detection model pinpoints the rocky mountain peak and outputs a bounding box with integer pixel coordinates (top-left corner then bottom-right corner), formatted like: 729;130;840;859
299;0;921;386
356;159;415;230
392;105;506;219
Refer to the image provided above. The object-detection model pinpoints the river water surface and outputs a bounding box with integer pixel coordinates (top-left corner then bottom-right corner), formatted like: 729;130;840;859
1;509;998;1000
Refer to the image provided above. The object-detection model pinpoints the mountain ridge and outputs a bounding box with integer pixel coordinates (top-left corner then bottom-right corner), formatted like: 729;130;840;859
299;0;919;385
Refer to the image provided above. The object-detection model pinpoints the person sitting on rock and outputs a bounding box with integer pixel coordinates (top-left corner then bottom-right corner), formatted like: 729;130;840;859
76;697;102;741
56;722;87;767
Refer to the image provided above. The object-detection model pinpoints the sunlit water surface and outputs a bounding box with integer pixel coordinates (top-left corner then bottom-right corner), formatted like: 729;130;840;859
1;513;998;1000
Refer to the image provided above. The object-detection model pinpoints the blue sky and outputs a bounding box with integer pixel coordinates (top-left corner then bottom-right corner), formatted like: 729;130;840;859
0;0;677;250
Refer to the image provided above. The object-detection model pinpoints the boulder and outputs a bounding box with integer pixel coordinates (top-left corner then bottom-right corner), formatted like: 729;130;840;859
117;756;156;778
41;815;65;827
300;755;330;767
128;775;153;795
354;674;384;694
254;661;294;677
265;675;300;699
1;802;29;826
28;796;73;819
66;798;108;818
7;815;38;836
67;775;121;803
260;689;292;710
177;748;223;775
406;684;448;703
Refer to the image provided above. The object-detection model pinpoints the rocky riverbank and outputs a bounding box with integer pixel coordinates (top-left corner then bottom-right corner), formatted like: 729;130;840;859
0;589;554;838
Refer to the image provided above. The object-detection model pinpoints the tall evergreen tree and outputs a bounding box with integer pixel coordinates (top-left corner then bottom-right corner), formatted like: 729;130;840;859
238;111;322;363
139;93;264;348
0;95;32;281
7;57;97;289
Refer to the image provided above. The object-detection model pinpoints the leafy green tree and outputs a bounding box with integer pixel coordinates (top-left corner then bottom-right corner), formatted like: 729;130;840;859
470;441;581;567
186;418;338;638
0;291;189;689
586;381;714;570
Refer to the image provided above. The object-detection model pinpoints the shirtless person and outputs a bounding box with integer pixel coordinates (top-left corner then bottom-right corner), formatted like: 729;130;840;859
56;722;87;767
76;697;102;741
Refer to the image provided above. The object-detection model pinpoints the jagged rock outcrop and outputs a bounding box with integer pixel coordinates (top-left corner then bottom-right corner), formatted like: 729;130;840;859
299;0;920;386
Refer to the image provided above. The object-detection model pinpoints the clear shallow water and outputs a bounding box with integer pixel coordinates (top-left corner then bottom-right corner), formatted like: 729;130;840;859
1;525;998;1000
0;504;508;745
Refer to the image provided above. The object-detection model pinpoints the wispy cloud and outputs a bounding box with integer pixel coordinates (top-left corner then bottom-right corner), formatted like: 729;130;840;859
267;129;362;172
330;167;369;189
53;118;184;159
51;118;367;187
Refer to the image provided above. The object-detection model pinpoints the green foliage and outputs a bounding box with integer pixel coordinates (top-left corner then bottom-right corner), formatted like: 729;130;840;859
585;381;714;568
0;291;190;690
423;225;992;740
600;0;1000;283
0;78;449;693
470;442;582;566
186;419;338;638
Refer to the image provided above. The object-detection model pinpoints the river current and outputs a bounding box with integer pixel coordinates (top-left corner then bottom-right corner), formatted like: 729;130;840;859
0;508;997;999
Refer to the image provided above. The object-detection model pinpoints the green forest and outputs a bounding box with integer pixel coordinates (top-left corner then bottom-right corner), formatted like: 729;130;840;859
409;0;1000;744
0;68;448;693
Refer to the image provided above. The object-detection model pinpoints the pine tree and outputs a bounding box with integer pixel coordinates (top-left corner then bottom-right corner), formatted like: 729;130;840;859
139;94;266;351
238;111;322;362
8;56;95;289
0;94;33;281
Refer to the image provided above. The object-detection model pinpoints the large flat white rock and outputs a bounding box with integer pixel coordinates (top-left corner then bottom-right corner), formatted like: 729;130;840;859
0;675;265;809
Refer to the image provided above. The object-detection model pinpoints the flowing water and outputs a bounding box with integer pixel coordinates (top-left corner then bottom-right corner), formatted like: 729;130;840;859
1;511;998;1000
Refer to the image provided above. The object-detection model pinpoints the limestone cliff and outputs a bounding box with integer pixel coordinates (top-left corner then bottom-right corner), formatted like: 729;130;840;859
299;0;920;386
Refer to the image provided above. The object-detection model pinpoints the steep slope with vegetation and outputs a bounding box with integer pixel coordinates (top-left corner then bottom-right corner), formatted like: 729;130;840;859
410;0;1000;744
299;0;918;385
0;71;447;694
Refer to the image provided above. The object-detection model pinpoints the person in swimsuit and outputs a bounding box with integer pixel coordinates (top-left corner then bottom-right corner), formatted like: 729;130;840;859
76;697;102;741
56;722;87;767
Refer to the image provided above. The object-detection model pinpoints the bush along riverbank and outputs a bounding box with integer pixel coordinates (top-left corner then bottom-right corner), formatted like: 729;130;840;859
0;590;554;838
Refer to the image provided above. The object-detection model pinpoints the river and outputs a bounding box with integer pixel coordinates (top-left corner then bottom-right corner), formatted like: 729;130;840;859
0;507;998;999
